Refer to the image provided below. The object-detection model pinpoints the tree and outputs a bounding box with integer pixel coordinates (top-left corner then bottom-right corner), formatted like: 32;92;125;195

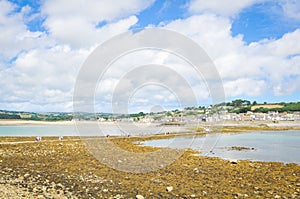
252;101;257;105
232;99;243;107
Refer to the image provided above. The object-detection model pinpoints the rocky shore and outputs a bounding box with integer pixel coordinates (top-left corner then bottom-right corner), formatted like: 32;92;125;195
0;133;299;198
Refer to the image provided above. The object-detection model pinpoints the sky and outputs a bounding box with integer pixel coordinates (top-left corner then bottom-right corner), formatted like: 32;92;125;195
0;0;300;113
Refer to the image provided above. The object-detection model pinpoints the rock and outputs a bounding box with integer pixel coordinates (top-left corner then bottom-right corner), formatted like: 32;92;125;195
114;194;122;199
166;186;173;192
203;191;207;195
57;183;63;187
193;168;204;173
136;194;144;199
190;194;196;197
230;159;238;164
274;195;281;199
24;173;30;178
234;193;243;197
103;189;108;193
33;187;39;192
296;183;300;186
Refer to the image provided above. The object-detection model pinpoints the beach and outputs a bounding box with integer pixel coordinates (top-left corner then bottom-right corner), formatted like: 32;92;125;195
0;126;300;198
0;120;75;126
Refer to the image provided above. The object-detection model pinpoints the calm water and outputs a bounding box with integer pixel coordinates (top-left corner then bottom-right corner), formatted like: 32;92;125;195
0;123;188;136
142;130;300;164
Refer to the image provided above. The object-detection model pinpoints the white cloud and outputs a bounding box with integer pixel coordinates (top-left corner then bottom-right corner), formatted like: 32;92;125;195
188;0;266;17
43;15;139;48
0;45;91;111
281;0;300;19
1;0;299;112
42;0;153;48
0;0;154;111
163;14;300;99
224;78;267;97
0;0;49;60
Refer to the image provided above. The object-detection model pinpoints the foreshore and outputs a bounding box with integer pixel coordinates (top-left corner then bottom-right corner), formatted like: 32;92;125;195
0;120;75;126
0;126;300;198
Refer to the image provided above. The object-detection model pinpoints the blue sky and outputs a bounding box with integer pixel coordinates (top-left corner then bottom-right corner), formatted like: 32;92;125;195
0;0;299;112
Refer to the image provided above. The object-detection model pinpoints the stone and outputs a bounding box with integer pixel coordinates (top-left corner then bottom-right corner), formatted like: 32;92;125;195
136;194;144;199
103;189;108;193
193;168;203;173
114;194;122;199
230;159;238;164
24;173;30;178
190;194;196;197
274;195;281;199
166;186;173;192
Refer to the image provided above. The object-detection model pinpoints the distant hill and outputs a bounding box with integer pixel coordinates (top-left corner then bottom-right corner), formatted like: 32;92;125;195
251;104;284;111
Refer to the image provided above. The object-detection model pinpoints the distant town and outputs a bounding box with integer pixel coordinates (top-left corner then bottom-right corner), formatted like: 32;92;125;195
1;99;300;123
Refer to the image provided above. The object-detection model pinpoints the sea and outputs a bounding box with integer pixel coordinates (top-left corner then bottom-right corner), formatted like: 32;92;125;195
142;130;300;164
0;122;188;136
0;124;299;164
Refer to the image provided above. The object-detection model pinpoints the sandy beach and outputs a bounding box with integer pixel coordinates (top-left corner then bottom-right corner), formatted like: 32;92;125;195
0;120;75;126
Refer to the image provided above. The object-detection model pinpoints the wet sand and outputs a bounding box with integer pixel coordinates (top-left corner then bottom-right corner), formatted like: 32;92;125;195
0;120;75;126
0;131;299;199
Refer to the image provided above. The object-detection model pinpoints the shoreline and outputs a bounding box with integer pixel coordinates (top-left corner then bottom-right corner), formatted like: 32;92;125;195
0;132;299;198
0;119;75;126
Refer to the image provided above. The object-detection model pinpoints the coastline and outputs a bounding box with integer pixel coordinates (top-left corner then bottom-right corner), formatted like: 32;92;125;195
0;119;75;126
0;133;299;198
0;119;300;127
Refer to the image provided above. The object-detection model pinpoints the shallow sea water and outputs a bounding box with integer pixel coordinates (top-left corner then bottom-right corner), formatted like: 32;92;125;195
142;130;300;164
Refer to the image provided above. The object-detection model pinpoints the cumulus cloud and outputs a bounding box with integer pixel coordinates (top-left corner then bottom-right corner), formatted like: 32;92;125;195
188;0;266;17
1;0;299;112
42;0;153;48
0;45;90;111
281;0;300;19
0;0;154;112
0;0;49;60
163;14;300;99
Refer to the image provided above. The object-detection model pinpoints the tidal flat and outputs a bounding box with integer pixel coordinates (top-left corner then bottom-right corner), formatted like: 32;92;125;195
0;132;300;198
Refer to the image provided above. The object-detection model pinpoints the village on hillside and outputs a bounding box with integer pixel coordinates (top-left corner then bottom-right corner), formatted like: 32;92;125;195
1;100;300;123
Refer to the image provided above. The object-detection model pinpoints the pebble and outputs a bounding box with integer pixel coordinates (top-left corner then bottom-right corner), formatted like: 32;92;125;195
24;173;30;178
103;189;108;193
275;195;281;199
114;194;122;199
190;194;196;197
136;194;144;199
166;186;173;192
230;159;238;164
193;168;204;173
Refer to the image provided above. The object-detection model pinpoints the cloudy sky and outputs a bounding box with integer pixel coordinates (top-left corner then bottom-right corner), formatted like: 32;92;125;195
0;0;300;113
